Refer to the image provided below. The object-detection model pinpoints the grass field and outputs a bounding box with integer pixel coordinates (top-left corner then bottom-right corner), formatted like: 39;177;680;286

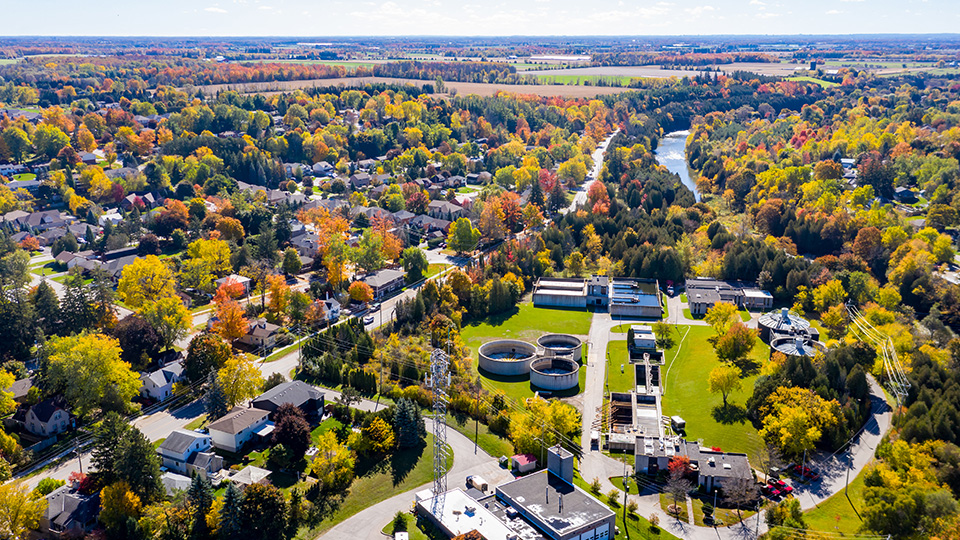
425;263;448;280
446;414;514;457
12;173;36;181
606;340;634;393
739;309;751;322
690;496;758;527
184;414;208;431
381;513;430;540
660;325;765;464
461;302;592;402
803;465;868;535
534;74;636;86
0;59;18;65
310;417;345;445
785;76;839;88
299;434;452;538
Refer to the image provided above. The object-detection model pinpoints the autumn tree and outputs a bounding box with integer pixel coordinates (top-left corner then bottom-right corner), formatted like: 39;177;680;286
0;482;46;539
358;416;395;456
759;387;841;456
508;398;580;463
272;404;311;457
46;333;141;418
705;302;738;337
282;247;302;275
100;481;142;531
217;355;264;407
117;255;177;309
213;297;248;343
311;431;355;492
238;483;288;540
714;323;757;368
266;274;290;323
348;281;374;304
708;364;742;407
139;296;191;350
479;199;506;241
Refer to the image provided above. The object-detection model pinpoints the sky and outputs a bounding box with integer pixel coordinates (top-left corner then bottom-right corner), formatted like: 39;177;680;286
7;0;960;36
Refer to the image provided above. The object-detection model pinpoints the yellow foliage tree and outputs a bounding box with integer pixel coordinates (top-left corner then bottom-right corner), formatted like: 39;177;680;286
759;387;841;457
45;333;141;418
117;256;177;309
0;482;46;539
218;355;264;407
100;481;142;531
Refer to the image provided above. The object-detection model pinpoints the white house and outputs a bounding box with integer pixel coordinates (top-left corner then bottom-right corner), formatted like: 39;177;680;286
238;319;280;349
24;399;71;437
323;297;341;322
140;361;185;401
208;407;271;453
156;429;223;479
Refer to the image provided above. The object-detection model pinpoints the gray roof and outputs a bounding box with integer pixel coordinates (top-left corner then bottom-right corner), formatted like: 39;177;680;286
158;429;208;455
253;381;323;410
496;470;614;536
45;486;98;529
208;406;270;435
363;269;405;288
162;472;192;496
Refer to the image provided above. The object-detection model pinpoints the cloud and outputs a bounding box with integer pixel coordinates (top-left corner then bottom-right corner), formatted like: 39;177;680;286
204;6;227;12
749;0;765;5
258;5;273;9
684;5;715;16
838;0;864;2
826;9;841;14
755;11;779;18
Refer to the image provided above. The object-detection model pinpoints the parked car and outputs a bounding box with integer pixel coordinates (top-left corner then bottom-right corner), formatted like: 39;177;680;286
363;315;375;325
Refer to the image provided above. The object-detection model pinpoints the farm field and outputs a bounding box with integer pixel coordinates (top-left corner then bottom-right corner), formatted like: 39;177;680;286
193;76;633;98
240;59;381;68
785;76;839;87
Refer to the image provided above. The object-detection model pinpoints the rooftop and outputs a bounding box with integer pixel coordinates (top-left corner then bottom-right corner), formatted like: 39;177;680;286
496;471;614;537
418;488;516;540
208;407;270;435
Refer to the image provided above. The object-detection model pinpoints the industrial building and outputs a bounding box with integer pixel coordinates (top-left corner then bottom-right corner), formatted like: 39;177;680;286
533;276;662;318
634;437;752;492
685;278;773;316
417;446;615;540
758;308;827;358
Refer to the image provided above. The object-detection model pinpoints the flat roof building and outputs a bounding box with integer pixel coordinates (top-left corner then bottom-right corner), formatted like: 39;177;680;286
685;278;772;315
533;276;661;318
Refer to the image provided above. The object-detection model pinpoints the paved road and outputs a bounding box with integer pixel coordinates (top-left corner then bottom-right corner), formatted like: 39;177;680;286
318;418;513;540
565;130;619;215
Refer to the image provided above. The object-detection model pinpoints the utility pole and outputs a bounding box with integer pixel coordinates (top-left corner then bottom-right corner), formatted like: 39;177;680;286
474;381;480;454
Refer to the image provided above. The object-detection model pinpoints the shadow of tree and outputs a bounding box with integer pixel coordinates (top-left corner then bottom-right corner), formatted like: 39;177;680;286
391;440;427;486
712;403;748;425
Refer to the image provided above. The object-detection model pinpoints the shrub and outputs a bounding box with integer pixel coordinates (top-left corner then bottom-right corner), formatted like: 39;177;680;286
392;511;408;532
607;489;620;506
590;477;603;495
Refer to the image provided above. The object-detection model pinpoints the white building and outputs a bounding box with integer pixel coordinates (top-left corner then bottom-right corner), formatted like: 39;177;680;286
208;407;271;453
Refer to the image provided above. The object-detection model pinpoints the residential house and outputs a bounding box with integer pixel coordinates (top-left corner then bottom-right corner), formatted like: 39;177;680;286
8;178;40;194
23;398;71;437
37;227;69;247
291;232;321;258
363;268;406;300
156;429;224;479
5;377;33;404
322;297;341;322
139;361;185;401
41;486;100;538
252;381;324;418
229;465;272;486
209;406;271;453
894;187;919;204
78;152;98;165
215;274;252;295
312;161;334;176
357;159;376;171
427;200;466;221
392;210;415;225
349;172;371;189
238;319;280;349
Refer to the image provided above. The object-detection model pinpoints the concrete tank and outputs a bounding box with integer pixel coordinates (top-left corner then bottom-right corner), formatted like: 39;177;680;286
477;340;537;376
536;334;583;363
758;308;812;343
529;357;580;391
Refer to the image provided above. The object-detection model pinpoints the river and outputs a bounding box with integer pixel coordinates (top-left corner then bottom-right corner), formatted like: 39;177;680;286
655;130;700;202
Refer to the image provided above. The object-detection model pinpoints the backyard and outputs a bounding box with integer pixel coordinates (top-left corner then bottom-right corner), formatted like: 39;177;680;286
659;325;766;464
461;302;592;403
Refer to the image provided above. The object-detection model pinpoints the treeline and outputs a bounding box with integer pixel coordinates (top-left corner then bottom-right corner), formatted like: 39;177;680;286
591;52;779;66
372;60;516;83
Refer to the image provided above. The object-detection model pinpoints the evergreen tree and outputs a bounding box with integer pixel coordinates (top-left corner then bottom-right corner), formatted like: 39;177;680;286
218;483;243;540
188;474;214;540
91;412;128;485
204;372;228;420
394;398;426;449
59;269;95;333
530;178;545;209
115;425;164;503
32;280;60;336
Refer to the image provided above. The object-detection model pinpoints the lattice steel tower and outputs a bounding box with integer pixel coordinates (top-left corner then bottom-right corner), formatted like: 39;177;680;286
429;346;450;513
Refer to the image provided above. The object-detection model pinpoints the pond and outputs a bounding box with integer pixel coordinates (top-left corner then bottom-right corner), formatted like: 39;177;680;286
656;130;700;202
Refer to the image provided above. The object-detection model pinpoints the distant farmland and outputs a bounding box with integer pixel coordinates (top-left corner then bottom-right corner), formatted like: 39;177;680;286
193;76;632;98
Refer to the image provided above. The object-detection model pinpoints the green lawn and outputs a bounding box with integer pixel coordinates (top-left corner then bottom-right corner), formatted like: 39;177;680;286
456;187;479;194
682;308;704;320
660;325;766;464
803;464;868;535
184;414;208;431
680;293;688;303
660;492;689;523
462;302;592;402
690;496;758;527
381;513;430;540
298;434;452;538
12;173;36;181
30;262;57;276
738;309;751;322
785;76;840;88
310;417;344;445
535;74;636;86
246;59;377;69
425;263;449;280
574;474;678;540
606;340;634;393
445;414;514;457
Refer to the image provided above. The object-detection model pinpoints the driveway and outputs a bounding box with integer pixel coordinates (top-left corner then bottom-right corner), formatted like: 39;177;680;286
564;129;619;215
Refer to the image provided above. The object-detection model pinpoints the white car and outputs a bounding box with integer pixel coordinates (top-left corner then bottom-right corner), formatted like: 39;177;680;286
363;315;375;325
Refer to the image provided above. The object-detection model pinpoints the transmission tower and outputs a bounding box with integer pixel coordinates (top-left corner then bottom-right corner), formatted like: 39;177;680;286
428;346;450;514
846;303;910;406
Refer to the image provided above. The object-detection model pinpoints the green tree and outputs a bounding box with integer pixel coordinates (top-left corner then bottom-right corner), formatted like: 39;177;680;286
218;355;264;408
31;280;60;336
2;127;31;163
714;323;757;367
92;413;163;503
238;483;288;540
185;332;232;382
394;397;426;449
138;296;191;350
218;483;243;540
46;333;142;418
204;372;228;421
353;229;385;274
447;217;480;254
282;247;302;275
402;247;429;283
187;474;214;539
